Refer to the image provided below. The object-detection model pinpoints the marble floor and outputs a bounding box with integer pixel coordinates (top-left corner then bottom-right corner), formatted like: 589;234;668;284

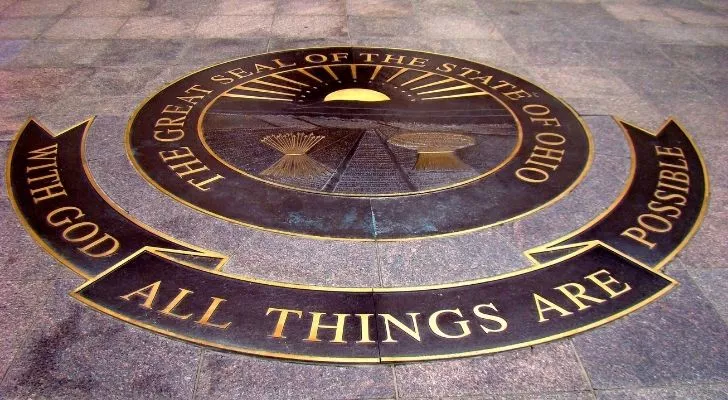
1;0;727;399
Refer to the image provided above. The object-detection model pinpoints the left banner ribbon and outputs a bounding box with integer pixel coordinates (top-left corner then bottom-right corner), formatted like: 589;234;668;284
5;118;227;278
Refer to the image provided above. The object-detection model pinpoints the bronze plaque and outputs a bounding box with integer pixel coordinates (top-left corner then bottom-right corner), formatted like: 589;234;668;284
6;47;709;363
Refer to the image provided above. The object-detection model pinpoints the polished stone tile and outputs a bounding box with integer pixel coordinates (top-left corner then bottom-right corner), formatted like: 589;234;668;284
210;221;381;288
0;279;202;399
117;16;199;39
42;17;126;39
214;0;276;16
85;150;166;214
393;342;589;397
95;39;185;66
0;280;54;377
664;6;728;26
509;151;631;251
573;270;728;389
416;15;502;39
67;66;165;97
658;44;728;71
271;15;346;38
66;0;150;16
596;384;728;400
9;39;110;66
601;3;677;23
0;17;54;39
583;42;675;69
348;16;419;38
613;67;717;98
268;37;350;51
429;39;522;70
479;1;610;20
567;17;646;43
635;22;728;46
196;15;272;38
177;38;268;65
536;2;616;21
649;92;726;140
581;115;631;164
140;0;218;17
0;212;64;281
687;267;728;323
0;0;14;13
194;351;394;399
0;38;27;65
80;114;127;157
413;0;484;17
1;0;77;17
525;67;635;100
351;36;448;53
0;67;94;101
357;37;530;78
676;186;728;270
567;96;663;131
508;40;598;66
377;227;525;287
44;96;138;126
494;16;575;43
278;0;345;15
346;0;414;17
699;139;728;189
478;393;597;400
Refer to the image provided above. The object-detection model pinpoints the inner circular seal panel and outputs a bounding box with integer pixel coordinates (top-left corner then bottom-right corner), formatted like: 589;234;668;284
127;47;592;239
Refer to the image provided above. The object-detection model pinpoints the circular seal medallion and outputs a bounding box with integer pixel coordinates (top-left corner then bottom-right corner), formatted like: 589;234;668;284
127;47;592;239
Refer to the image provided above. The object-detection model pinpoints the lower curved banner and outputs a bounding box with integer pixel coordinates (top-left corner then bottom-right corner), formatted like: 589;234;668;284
73;244;673;362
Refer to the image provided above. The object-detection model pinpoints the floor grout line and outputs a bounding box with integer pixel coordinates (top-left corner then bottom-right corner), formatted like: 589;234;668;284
190;348;206;400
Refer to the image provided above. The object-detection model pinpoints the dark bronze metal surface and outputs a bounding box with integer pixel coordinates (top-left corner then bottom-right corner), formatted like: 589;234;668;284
6;113;707;363
126;47;592;239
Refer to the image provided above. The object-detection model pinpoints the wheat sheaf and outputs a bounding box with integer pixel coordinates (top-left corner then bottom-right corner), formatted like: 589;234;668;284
260;132;334;178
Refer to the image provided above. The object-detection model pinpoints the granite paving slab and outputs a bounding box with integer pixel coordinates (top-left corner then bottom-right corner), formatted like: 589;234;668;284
0;279;202;400
0;0;726;398
573;270;728;389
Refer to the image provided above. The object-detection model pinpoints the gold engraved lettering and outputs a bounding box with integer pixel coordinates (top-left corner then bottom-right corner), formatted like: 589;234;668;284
304;312;349;343
120;281;162;309
266;307;303;339
379;313;421;343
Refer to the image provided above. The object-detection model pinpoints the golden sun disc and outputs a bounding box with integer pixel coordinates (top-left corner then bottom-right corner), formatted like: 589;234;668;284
323;88;391;102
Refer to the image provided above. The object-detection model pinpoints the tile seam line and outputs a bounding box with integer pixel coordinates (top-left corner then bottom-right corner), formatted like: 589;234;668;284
680;265;728;331
593;381;728;393
403;389;597;399
190;348;206;399
571;338;598;396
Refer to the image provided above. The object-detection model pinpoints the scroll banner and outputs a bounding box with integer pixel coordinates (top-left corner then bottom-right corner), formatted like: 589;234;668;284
6;119;226;278
6;117;707;363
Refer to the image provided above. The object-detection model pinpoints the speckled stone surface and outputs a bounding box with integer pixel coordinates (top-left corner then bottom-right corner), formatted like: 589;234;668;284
0;0;726;398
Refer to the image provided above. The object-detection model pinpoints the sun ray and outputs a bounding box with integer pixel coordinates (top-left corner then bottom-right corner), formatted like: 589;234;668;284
385;67;409;82
370;65;383;81
400;72;434;87
232;86;297;97
220;93;293;101
411;77;456;91
417;84;473;95
296;68;323;82
248;80;301;92
420;91;489;101
269;74;310;87
322;65;339;80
